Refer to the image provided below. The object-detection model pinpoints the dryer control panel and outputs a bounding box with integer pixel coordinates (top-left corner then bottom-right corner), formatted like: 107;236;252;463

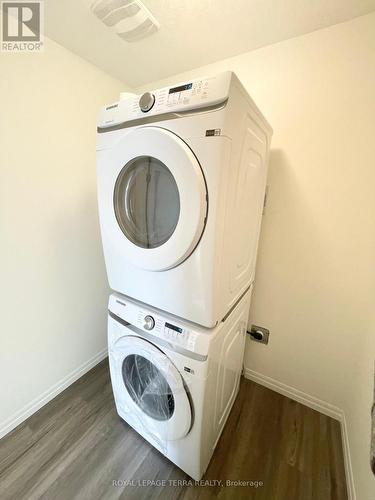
98;71;232;129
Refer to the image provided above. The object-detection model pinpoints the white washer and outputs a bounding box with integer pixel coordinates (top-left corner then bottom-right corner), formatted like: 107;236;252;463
107;288;252;480
97;72;272;327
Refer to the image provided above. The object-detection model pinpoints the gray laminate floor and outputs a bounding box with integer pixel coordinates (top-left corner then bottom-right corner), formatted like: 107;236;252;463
0;359;348;500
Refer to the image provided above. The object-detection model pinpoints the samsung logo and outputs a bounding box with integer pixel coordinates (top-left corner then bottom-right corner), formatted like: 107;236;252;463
106;104;118;110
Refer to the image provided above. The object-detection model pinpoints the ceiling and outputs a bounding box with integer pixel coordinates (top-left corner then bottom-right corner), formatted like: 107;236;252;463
44;0;375;88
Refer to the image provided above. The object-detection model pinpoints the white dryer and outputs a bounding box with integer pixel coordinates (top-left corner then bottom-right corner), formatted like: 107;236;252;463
97;72;272;327
107;288;252;480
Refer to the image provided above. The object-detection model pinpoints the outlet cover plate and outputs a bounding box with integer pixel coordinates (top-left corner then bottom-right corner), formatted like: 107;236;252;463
248;325;269;345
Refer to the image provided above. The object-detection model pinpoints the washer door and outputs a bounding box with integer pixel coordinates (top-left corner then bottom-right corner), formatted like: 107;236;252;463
102;126;207;271
110;336;192;442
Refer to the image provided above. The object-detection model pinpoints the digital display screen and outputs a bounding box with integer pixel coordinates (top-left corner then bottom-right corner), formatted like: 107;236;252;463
168;83;192;94
165;322;183;333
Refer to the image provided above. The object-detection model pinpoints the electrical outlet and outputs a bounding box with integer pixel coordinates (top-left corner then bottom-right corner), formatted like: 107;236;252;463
248;325;269;345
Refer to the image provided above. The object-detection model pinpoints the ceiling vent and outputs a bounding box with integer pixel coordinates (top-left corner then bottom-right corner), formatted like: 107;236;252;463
91;0;159;42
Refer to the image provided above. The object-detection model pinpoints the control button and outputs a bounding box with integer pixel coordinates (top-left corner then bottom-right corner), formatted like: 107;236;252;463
139;92;155;113
144;315;155;330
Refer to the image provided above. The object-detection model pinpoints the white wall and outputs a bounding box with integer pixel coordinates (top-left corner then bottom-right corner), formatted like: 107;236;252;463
136;13;375;499
0;37;124;436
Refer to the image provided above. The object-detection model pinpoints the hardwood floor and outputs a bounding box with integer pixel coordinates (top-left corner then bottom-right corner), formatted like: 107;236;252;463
0;359;348;500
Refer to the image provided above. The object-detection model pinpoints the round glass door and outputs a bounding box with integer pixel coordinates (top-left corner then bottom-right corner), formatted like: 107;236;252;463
111;335;192;440
101;126;208;271
122;354;175;421
114;156;180;249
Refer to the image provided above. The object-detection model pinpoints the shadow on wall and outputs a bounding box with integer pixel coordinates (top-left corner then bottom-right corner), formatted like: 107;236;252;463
249;146;323;311
247;147;359;394
251;146;338;311
50;189;109;313
0;182;110;428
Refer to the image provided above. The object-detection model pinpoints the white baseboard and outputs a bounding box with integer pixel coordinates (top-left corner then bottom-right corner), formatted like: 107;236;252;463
340;413;356;500
0;348;108;440
244;367;356;500
244;367;342;419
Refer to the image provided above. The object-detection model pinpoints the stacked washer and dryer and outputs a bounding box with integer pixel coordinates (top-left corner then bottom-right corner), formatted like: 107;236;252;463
96;71;272;480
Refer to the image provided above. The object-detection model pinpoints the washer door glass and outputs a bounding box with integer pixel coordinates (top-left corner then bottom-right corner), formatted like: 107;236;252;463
122;354;175;421
114;156;180;249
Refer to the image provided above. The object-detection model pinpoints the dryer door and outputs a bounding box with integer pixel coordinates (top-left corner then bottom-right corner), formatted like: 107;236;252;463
101;126;207;271
110;335;192;444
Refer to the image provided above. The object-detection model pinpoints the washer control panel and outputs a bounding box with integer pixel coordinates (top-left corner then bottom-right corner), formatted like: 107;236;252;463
133;303;198;350
108;294;205;354
143;315;155;330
